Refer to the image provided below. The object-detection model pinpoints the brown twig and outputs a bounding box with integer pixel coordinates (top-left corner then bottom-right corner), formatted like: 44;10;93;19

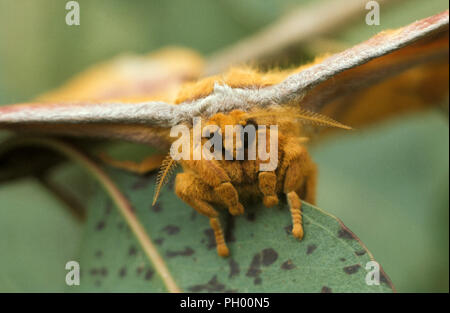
206;0;397;74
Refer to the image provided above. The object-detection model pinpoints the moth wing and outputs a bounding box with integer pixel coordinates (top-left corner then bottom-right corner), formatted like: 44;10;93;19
38;47;204;103
0;48;205;149
267;10;449;129
1;12;448;143
0;101;179;149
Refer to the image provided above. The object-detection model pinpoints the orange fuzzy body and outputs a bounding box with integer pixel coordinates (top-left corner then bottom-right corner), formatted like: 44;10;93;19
174;109;317;256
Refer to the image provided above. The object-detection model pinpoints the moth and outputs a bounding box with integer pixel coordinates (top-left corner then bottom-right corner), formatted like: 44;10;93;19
0;11;448;257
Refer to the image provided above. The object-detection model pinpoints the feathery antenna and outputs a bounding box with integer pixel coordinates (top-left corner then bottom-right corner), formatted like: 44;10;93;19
152;154;178;206
245;108;352;130
293;108;352;130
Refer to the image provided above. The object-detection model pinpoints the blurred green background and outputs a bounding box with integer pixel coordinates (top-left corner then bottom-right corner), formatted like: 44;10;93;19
0;0;448;292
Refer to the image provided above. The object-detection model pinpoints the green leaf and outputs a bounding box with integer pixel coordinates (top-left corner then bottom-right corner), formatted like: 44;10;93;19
70;167;394;293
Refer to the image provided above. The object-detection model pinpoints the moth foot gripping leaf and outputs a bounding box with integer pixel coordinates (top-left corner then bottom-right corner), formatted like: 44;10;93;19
210;217;229;257
258;172;279;208
287;191;304;240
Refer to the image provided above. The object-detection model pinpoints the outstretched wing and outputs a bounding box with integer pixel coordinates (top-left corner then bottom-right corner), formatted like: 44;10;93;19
0;48;205;148
176;10;448;129
1;11;448;142
285;10;449;128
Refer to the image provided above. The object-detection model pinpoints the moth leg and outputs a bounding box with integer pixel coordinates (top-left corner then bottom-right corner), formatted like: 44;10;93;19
175;172;229;257
183;160;244;216
213;182;244;216
258;171;279;207
283;146;317;240
209;217;229;257
98;153;166;175
286;191;303;240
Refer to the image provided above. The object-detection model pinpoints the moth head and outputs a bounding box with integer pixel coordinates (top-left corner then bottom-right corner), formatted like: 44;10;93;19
201;110;261;159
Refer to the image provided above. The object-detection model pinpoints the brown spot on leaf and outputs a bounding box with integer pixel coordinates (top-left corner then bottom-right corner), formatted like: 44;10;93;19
261;248;278;266
163;225;180;235
355;250;366;256
96;221;105;231
306;244;317;255
119;267;127;278
188;275;226;292
379;267;396;291
321;286;332;293
95;250;103;258
128;245;137;256
154;238;164;245
100;267;108;277
281;260;296;270
204;229;215;250
225;215;236;243
246;253;262;283
343;264;361;275
166;247;195;258
246;248;278;285
229;258;240;278
144;269;154;280
338;227;354;239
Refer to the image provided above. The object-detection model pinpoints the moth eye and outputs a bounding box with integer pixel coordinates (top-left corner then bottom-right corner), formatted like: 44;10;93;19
245;119;257;127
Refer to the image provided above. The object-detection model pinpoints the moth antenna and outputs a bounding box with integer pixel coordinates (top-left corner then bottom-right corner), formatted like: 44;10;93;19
244;109;352;130
294;108;352;130
152;154;178;206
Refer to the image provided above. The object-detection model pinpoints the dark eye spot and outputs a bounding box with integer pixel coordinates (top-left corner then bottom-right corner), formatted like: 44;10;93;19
246;119;257;126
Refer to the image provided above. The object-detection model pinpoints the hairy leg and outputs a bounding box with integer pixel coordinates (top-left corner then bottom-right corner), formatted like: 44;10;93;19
175;172;229;257
258;171;279;207
182;159;244;216
282;146;317;240
213;182;244;215
286;191;303;239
